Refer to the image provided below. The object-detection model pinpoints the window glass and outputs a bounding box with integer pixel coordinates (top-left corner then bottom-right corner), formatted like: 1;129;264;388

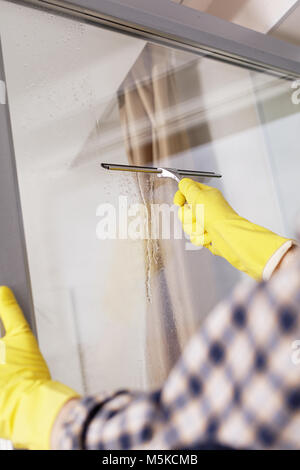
1;1;299;395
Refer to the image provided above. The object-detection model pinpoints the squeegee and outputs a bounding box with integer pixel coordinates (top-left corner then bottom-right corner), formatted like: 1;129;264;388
101;163;222;183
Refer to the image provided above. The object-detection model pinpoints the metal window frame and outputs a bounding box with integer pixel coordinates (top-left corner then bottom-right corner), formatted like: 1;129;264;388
7;0;300;79
0;0;300;331
0;39;36;331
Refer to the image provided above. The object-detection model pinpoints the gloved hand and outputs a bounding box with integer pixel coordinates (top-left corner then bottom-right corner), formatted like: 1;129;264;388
0;286;79;449
174;178;293;280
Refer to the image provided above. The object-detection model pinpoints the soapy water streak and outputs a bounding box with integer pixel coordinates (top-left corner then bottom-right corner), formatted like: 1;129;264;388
96;196;204;251
137;174;156;303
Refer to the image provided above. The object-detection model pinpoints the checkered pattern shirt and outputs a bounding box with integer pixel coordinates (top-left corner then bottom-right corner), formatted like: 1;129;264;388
58;249;300;450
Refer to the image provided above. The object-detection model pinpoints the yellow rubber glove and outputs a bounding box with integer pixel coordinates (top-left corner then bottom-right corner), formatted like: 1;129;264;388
0;286;79;449
174;178;293;280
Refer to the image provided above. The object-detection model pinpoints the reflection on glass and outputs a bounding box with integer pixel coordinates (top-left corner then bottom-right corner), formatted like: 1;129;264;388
0;0;299;394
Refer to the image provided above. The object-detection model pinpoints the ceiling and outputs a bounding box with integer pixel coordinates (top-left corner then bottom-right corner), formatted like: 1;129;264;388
270;2;300;45
172;0;300;39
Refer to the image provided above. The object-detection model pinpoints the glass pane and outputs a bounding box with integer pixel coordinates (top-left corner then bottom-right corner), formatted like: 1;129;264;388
1;1;299;394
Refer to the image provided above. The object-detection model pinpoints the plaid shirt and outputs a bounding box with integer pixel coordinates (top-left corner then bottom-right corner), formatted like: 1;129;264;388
58;249;300;450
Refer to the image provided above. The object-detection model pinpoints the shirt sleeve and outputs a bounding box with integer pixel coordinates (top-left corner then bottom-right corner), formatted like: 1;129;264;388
57;249;300;450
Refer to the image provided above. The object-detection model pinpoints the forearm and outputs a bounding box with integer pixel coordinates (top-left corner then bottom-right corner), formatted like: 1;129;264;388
272;244;296;275
264;241;295;279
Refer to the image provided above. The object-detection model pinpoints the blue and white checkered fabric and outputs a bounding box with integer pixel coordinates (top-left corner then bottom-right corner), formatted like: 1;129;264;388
58;249;300;450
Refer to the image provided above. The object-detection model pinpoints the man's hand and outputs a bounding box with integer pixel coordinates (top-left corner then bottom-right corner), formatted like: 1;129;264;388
174;178;293;280
0;286;79;449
